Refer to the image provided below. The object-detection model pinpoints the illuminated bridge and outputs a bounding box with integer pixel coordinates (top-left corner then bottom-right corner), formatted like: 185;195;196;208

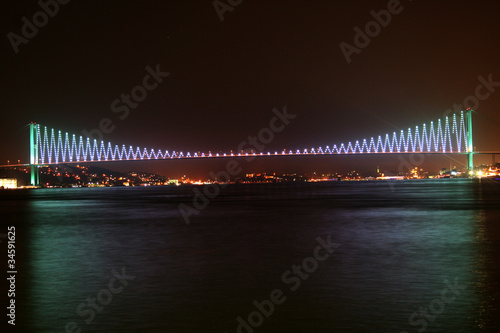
5;110;496;186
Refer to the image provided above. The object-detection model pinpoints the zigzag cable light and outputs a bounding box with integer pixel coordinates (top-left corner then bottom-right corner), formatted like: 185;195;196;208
32;111;470;165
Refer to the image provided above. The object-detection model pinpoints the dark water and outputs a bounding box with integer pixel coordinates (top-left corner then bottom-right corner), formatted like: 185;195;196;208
1;179;500;333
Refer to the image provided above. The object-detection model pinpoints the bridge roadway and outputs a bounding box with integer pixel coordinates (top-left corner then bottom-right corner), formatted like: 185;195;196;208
1;150;499;168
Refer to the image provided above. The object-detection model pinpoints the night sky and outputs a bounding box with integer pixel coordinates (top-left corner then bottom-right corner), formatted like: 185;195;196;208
2;0;500;178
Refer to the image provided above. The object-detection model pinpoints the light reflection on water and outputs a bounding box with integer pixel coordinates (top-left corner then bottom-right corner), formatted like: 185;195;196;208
1;179;498;332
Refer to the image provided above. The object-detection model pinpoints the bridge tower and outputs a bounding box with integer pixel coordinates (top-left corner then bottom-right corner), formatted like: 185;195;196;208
466;110;474;172
29;122;39;186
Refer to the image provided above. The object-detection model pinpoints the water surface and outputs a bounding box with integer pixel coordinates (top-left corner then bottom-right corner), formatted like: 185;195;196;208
1;179;499;332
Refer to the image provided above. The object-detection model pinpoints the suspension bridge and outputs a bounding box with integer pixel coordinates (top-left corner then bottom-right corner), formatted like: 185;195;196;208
2;110;499;186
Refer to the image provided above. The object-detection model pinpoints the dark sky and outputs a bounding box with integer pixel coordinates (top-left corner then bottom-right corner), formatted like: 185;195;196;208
1;0;500;178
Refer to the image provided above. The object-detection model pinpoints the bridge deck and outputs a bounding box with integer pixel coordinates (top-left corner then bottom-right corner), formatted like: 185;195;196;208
0;151;496;168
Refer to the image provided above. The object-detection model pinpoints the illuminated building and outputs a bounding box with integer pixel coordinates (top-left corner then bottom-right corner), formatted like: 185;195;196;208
0;178;17;189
